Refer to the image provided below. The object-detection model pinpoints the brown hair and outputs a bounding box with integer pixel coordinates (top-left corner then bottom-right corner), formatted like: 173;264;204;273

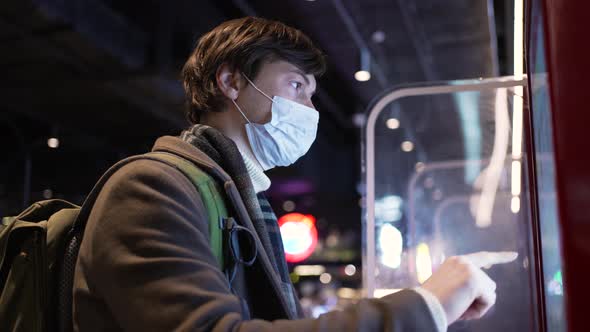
181;16;326;124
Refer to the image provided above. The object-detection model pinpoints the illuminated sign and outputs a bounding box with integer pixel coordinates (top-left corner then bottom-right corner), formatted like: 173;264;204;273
278;213;318;263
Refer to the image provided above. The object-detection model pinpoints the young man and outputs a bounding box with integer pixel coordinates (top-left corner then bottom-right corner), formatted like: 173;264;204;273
73;17;512;331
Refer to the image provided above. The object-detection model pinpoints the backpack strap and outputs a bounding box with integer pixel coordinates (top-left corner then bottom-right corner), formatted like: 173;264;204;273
142;151;255;318
144;151;227;269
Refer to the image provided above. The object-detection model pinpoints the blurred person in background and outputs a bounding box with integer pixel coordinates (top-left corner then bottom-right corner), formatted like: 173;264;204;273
73;16;514;332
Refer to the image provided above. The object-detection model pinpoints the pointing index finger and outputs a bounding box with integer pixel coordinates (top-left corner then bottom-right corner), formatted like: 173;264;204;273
463;251;519;269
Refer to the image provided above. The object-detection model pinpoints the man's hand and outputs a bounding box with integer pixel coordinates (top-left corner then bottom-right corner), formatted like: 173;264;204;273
421;251;518;325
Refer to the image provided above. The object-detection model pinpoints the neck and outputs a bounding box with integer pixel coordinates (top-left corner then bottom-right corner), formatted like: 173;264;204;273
200;106;265;173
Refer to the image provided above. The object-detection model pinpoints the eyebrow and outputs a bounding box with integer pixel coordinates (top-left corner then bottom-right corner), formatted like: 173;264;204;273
289;69;316;95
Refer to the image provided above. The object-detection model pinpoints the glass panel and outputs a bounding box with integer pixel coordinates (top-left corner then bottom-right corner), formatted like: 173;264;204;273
363;78;540;331
530;1;565;329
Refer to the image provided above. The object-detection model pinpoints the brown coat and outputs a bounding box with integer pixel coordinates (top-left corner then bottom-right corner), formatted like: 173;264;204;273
73;136;437;331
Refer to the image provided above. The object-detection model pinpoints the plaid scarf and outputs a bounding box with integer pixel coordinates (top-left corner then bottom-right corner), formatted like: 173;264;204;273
179;125;296;314
256;192;290;286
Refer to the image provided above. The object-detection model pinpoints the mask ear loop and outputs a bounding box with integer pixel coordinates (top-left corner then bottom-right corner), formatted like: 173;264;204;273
241;72;275;103
231;99;252;124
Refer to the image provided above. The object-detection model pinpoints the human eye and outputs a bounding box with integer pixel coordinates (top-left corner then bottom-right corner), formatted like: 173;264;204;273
290;81;303;90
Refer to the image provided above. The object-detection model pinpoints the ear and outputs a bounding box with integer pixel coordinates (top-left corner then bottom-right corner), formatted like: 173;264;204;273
216;63;243;100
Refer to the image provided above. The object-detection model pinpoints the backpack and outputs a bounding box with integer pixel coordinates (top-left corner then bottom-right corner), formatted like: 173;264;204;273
0;150;232;332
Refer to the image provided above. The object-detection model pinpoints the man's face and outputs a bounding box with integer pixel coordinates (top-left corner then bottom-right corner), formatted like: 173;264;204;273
236;60;317;124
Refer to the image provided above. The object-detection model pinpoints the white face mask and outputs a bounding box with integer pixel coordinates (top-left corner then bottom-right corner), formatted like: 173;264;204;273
231;74;319;171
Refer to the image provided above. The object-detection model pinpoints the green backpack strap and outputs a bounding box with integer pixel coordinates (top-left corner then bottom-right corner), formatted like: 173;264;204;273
145;151;227;269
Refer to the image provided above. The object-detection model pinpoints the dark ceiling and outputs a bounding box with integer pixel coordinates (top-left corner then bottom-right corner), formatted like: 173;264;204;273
0;0;514;249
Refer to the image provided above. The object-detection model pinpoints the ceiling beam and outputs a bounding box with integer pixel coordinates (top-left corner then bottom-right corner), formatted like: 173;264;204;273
33;0;149;69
